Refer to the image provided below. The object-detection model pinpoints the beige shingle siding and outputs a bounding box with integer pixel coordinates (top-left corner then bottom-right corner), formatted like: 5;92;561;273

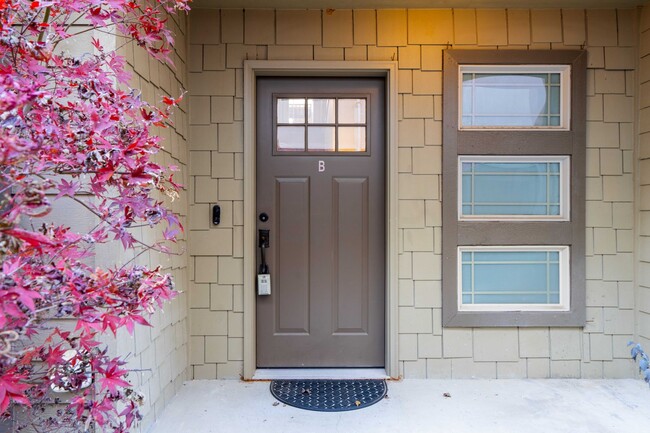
111;12;190;433
188;7;640;380
639;7;650;356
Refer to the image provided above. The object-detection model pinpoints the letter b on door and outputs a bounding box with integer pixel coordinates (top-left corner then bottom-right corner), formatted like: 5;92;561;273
318;160;325;172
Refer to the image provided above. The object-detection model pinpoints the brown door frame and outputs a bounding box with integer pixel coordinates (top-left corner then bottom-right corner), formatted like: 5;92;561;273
242;61;399;379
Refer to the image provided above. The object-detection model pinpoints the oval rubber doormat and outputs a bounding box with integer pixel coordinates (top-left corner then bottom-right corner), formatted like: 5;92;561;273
270;379;387;412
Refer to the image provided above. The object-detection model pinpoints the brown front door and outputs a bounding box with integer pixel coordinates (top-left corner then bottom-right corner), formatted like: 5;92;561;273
256;77;385;367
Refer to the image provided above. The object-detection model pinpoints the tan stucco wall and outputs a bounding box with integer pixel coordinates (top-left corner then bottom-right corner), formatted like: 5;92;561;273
188;8;638;379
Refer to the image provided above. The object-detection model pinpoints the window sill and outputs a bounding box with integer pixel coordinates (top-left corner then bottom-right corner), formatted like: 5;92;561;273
443;309;586;328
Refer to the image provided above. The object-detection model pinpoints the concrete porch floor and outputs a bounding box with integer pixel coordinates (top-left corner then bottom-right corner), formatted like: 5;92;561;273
149;379;649;433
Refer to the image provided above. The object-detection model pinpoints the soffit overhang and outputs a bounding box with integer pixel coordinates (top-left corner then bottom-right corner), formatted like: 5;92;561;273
194;0;643;9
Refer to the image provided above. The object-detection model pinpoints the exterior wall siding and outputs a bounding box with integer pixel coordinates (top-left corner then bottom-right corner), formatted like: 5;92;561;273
13;14;191;432
112;12;191;432
638;6;650;353
188;7;638;379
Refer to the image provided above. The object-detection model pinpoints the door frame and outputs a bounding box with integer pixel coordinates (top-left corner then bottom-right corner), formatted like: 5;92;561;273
243;61;399;379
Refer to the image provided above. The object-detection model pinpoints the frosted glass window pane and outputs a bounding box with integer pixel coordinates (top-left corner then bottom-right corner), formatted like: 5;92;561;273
461;72;562;127
308;99;335;124
338;127;366;152
308;126;335;151
277;98;305;124
461;250;561;305
462;87;473;115
277;126;304;151
339;99;366;124
461;161;562;217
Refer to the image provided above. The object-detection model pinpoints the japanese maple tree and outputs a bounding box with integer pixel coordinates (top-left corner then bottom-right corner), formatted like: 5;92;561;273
0;0;189;431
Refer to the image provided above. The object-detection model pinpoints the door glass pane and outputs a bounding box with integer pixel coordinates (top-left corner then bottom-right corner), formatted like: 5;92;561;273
308;99;335;124
339;99;366;124
461;161;562;217
308;126;335;151
277;98;305;124
277;126;305;151
461;72;562;127
461;250;562;305
338;127;366;152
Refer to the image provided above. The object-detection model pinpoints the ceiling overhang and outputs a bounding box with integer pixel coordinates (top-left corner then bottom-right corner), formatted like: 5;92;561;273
194;0;643;9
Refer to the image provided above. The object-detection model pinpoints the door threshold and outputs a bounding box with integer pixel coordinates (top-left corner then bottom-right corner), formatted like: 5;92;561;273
252;368;388;380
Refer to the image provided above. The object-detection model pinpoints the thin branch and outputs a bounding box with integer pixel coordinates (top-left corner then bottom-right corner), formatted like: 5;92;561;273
19;4;40;37
36;6;51;44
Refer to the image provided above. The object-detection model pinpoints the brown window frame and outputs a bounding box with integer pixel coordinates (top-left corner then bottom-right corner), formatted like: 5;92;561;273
442;50;587;327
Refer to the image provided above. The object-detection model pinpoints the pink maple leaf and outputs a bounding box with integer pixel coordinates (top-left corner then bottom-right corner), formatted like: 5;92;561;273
122;313;151;334
0;373;31;414
10;287;41;311
2;257;22;275
44;345;67;368
98;363;130;394
162;227;178;241
69;395;87;418
95;167;115;183
55;178;81;199
3;228;54;247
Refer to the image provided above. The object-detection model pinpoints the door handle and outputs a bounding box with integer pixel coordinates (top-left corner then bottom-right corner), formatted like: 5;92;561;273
258;229;271;295
258;229;270;273
259;229;270;249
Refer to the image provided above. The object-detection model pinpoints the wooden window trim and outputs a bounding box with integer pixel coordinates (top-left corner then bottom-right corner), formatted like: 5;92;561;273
442;49;587;327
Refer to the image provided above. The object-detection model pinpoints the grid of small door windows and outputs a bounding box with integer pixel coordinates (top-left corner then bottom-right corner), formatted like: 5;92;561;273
276;97;367;153
457;66;571;311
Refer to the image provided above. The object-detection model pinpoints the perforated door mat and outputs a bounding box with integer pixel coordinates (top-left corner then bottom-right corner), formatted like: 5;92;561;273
270;379;387;412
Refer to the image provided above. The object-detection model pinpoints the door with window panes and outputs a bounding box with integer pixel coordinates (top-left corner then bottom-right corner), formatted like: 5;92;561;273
255;77;386;367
